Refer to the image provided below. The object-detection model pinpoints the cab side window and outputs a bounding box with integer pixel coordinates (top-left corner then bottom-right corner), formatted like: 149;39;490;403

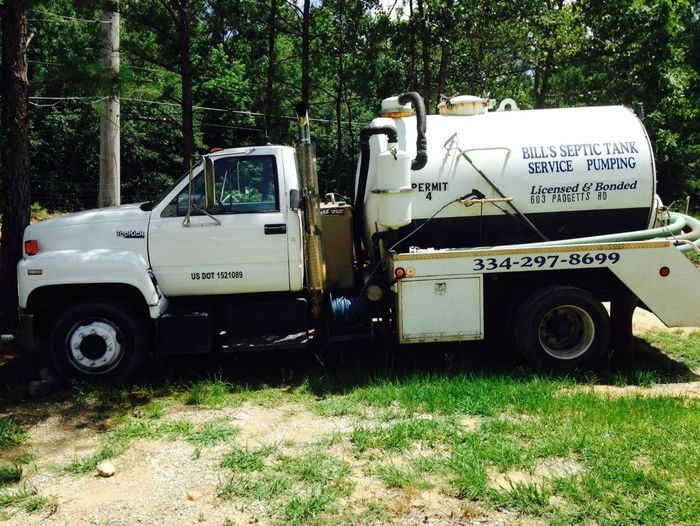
163;155;279;217
214;156;279;214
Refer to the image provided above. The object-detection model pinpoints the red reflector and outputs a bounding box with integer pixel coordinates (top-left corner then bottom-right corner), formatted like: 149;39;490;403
659;266;670;277
209;147;223;153
25;240;39;256
394;267;406;279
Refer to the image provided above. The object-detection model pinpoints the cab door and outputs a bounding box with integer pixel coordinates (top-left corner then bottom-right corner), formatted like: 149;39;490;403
148;152;291;297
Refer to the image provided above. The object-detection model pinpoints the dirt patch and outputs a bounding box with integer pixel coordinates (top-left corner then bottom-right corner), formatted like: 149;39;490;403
633;308;699;337
489;457;584;491
459;415;484;432
582;382;700;399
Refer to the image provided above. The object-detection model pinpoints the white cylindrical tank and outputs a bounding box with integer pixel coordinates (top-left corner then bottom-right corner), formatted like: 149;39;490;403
360;104;656;252
375;147;412;229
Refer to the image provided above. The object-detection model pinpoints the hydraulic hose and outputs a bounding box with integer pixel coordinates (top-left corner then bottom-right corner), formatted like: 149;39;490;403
495;211;700;255
397;92;428;171
354;125;399;263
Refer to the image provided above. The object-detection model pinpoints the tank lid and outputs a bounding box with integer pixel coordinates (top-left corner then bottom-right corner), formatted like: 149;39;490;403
381;96;414;118
438;95;493;116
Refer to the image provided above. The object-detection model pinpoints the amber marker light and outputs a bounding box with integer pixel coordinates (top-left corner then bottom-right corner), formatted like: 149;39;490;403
394;267;406;279
659;266;670;277
25;240;39;256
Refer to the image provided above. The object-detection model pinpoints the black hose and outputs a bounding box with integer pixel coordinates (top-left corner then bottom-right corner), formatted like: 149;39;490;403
353;125;398;264
398;92;428;171
353;92;427;265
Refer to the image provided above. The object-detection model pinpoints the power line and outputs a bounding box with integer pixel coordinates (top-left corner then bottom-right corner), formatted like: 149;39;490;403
27;96;350;124
203;122;264;132
123;97;340;123
29;9;105;25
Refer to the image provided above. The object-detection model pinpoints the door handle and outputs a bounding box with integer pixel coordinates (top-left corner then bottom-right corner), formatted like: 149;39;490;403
264;224;287;235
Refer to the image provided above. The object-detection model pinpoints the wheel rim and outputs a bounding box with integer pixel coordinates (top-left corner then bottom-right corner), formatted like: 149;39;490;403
66;320;124;374
538;304;595;360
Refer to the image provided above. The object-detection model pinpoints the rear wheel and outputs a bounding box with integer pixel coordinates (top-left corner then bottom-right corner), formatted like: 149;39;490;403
49;299;146;383
514;286;609;368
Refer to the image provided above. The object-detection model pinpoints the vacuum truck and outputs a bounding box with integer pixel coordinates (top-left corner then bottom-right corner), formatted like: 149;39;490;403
16;92;700;382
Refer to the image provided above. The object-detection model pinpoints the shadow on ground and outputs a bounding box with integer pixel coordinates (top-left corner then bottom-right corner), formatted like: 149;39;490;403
1;333;697;415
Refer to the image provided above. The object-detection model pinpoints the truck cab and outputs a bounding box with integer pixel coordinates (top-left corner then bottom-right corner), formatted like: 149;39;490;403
18;145;312;382
147;145;304;296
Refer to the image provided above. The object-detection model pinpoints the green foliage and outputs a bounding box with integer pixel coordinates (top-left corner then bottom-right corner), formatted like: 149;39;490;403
0;418;26;450
282;488;335;524
220;444;276;472
20;0;700;212
183;378;235;407
644;330;700;369
0;465;23;487
0;484;56;519
186;421;240;447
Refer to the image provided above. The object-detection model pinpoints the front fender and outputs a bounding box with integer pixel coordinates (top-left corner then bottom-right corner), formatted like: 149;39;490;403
17;249;160;309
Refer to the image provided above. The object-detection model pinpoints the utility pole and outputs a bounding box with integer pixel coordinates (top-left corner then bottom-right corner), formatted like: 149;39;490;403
99;0;120;207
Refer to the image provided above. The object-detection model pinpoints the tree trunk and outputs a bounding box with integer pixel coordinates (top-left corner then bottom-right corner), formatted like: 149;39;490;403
334;0;345;191
346;98;355;189
408;0;417;91
534;47;554;109
436;44;450;110
301;0;311;107
435;0;453;112
417;0;430;109
264;0;278;142
179;0;195;172
0;0;32;322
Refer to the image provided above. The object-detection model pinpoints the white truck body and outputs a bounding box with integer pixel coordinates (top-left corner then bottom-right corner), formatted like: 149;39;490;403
391;240;700;345
16;94;700;382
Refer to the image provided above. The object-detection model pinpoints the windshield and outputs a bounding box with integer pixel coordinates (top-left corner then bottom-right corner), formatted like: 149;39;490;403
140;160;203;211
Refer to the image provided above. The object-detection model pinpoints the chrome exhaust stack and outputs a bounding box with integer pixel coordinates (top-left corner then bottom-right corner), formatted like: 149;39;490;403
295;102;326;321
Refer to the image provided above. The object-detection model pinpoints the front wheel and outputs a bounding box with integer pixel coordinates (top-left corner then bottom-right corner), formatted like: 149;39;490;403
48;300;147;383
513;286;610;368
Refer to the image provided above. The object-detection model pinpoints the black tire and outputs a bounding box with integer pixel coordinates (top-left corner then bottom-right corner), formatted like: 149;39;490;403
48;299;147;383
513;286;610;368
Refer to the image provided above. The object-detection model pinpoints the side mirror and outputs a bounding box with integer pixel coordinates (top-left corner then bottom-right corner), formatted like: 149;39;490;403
289;188;302;210
204;156;216;209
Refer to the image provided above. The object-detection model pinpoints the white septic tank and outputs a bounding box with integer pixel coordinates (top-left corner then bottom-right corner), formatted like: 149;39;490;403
360;96;657;252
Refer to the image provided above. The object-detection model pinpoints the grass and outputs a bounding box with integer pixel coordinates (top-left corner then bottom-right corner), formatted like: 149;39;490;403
0;417;26;450
66;418;239;474
5;328;700;524
184;378;234;407
277;452;351;484
376;463;435;490
350;417;457;453
187;421;239;447
218;450;353;524
0;484;56;520
282;487;335;524
66;444;120;475
220;444;276;472
218;471;292;501
143;400;165;419
644;329;700;369
0;465;23;487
